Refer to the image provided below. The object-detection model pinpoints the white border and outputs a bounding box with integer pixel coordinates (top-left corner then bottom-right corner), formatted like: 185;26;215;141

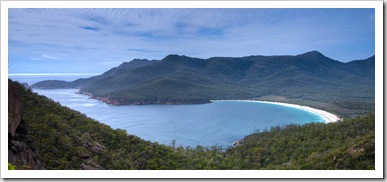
373;2;383;176
1;0;383;179
1;3;9;179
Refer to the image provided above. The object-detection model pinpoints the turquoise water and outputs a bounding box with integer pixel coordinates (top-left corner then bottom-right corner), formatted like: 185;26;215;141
9;75;325;148
31;89;324;148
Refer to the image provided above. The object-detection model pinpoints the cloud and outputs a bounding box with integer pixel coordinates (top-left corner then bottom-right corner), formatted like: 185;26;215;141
42;54;61;60
8;8;375;73
30;54;61;61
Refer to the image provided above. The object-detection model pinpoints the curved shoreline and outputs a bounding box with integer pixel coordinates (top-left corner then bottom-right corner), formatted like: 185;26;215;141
211;100;341;123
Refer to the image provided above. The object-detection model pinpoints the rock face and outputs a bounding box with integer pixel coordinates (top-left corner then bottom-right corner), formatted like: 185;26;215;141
8;80;43;170
233;139;244;146
8;81;22;137
8;140;43;170
80;157;104;170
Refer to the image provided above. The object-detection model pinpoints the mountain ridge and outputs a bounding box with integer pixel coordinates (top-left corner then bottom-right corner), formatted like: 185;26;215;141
32;51;375;116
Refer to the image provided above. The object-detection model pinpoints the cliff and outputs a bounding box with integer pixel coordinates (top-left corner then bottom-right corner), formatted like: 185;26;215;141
8;80;22;137
8;80;43;170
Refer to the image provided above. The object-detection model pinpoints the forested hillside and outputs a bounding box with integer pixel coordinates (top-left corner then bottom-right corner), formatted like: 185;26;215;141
32;51;375;117
10;80;374;170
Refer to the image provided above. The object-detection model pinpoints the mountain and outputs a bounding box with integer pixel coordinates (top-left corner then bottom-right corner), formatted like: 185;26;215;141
344;55;375;79
32;51;375;115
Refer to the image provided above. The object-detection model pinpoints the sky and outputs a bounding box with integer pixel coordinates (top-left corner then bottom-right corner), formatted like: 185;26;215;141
8;8;375;74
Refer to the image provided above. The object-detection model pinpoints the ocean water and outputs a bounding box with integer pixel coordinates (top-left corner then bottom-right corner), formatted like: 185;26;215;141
9;74;325;148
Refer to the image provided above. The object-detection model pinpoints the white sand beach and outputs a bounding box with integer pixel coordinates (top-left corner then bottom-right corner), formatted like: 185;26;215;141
212;100;341;123
251;100;341;123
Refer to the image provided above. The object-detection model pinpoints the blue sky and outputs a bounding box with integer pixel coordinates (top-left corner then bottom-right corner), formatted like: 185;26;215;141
8;8;375;74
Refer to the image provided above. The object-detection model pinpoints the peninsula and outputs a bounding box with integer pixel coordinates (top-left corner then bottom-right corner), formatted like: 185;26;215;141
32;51;375;117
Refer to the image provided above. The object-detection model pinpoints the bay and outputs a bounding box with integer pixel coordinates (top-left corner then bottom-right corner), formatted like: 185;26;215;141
32;89;325;148
9;74;325;148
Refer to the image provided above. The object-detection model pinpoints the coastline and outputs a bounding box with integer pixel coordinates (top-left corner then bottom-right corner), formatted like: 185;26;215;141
73;91;342;123
33;87;341;123
211;100;341;123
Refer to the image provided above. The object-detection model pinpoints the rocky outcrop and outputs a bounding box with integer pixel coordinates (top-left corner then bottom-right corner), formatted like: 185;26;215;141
80;158;104;170
347;147;366;157
8;139;42;170
74;133;106;170
8;80;43;170
233;139;244;146
94;96;122;105
8;80;22;137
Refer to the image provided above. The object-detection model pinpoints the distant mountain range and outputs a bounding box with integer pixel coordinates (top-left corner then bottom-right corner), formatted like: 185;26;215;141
32;51;375;114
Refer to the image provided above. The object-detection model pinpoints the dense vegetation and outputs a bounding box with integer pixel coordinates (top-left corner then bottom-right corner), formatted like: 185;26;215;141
228;113;375;169
32;51;375;117
11;80;374;170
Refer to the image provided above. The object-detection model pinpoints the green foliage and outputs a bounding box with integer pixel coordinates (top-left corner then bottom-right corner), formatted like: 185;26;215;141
225;113;375;169
32;51;374;116
17;80;188;169
14;80;375;170
8;163;16;170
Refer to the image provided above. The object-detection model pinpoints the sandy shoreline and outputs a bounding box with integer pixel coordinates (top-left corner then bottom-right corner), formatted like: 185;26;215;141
211;100;341;123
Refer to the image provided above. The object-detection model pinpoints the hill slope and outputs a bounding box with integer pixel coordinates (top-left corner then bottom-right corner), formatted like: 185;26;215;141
9;80;375;170
32;51;375;116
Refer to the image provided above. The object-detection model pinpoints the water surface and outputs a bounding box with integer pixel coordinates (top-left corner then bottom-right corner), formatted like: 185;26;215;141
34;89;324;148
9;74;324;148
